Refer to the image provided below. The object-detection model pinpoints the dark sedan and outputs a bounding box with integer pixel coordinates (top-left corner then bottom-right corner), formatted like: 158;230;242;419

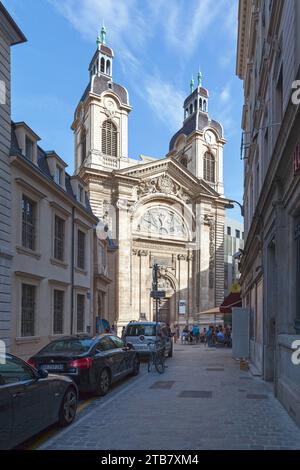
28;334;140;396
0;352;78;450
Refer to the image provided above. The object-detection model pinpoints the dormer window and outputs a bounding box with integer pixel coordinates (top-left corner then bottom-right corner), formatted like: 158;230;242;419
189;104;193;115
25;136;34;161
106;60;111;75
78;185;84;203
55;165;63;185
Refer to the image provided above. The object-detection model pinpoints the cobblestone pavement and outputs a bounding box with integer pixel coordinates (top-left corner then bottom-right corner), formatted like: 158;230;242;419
39;344;300;450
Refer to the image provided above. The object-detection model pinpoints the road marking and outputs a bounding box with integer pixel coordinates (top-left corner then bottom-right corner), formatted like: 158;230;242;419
37;370;148;450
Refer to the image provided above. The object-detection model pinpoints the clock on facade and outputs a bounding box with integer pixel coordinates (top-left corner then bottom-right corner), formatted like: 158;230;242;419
204;130;216;144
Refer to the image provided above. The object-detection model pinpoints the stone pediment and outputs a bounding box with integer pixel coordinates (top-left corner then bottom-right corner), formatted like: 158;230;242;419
115;157;220;200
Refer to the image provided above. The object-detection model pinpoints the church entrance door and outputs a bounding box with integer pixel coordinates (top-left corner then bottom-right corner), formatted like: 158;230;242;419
153;298;170;324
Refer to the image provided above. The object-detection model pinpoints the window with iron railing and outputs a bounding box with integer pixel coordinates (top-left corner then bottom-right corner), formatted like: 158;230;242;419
22;195;36;250
21;284;36;337
77;230;85;270
77;294;85;333
54;215;65;261
53;290;64;335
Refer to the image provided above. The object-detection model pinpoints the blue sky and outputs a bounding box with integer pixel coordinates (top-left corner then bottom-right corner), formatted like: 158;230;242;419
4;0;244;221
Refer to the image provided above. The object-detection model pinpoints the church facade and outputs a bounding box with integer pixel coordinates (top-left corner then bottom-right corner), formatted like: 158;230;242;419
72;27;231;333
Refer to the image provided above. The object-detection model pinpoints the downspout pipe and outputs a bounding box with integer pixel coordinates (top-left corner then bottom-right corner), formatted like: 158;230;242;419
71;206;75;335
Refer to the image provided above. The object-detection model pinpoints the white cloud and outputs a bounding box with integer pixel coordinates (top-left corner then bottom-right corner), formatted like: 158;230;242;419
220;84;231;104
50;0;238;133
142;76;185;133
161;0;228;58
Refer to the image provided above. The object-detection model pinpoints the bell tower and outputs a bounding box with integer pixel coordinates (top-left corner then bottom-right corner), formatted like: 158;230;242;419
72;27;132;173
167;71;226;195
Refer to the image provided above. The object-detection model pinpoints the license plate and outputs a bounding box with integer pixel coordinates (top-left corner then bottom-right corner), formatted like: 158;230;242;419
40;364;64;371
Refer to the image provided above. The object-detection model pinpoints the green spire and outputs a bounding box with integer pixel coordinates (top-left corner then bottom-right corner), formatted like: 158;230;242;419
101;23;106;45
96;32;101;47
198;69;202;87
190;75;195;94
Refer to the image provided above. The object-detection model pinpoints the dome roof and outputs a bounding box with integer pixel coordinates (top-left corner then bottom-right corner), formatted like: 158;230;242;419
169;112;223;151
80;75;129;106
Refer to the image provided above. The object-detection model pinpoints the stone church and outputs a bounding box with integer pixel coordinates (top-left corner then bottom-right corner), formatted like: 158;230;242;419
72;27;230;332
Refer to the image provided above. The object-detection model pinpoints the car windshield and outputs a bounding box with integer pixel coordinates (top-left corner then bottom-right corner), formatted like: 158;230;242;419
126;324;156;336
40;339;93;354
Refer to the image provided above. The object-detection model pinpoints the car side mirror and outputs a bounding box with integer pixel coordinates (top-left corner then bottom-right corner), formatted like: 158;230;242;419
125;342;133;350
37;368;48;379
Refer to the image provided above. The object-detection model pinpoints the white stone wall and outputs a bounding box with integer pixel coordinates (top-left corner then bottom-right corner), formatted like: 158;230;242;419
0;25;13;350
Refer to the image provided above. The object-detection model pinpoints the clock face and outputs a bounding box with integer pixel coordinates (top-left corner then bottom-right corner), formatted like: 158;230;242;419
205;130;216;144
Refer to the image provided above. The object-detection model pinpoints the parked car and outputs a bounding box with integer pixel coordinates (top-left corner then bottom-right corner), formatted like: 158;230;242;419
28;334;140;396
124;321;173;357
0;352;78;450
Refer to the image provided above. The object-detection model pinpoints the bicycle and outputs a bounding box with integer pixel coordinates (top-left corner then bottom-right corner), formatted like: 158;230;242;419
147;339;166;374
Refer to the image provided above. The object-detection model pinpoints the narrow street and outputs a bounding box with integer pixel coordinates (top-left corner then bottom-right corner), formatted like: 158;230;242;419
35;345;300;451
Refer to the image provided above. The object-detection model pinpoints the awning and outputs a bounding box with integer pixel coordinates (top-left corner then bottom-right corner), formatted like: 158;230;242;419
198;307;220;315
220;292;242;314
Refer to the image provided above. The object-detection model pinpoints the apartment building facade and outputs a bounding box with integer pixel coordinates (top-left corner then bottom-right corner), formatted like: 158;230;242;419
237;0;300;426
10;122;98;359
0;3;26;351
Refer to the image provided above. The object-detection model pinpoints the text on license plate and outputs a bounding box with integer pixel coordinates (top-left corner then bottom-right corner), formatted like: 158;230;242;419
41;364;64;370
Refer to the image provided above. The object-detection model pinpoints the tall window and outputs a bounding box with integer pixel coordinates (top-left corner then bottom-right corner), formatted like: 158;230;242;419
77;230;85;269
100;57;105;73
22;195;36;250
106;59;111;75
21;284;36;337
77;294;85;333
80;128;86;165
203;152;215;183
53;290;64;335
54;215;65;261
102;120;117;157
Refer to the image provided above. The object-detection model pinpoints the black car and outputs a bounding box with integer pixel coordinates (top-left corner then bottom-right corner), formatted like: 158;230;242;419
0;352;78;450
28;334;140;396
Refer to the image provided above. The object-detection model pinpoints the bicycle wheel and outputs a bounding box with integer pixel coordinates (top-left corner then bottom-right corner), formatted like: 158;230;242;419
148;351;153;372
154;351;165;374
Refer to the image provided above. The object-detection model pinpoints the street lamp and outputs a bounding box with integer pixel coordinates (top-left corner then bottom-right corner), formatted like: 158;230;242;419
225;200;244;217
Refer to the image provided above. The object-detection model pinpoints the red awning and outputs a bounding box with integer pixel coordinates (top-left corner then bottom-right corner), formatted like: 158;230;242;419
220;292;242;314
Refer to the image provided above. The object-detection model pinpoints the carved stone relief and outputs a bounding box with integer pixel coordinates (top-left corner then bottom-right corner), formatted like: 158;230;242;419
135;207;188;238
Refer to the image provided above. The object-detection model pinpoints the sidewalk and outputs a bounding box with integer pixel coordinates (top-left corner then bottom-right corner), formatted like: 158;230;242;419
40;344;300;450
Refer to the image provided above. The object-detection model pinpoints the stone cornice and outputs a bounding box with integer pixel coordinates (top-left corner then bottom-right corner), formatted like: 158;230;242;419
236;0;250;79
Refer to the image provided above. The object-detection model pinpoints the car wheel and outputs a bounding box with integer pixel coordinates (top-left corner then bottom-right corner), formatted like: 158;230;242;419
58;386;77;427
96;368;111;396
131;356;140;376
